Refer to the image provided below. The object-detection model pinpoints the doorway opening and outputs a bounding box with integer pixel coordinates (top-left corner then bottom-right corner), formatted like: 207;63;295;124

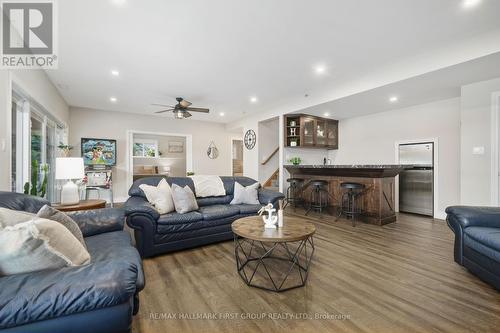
491;92;500;206
232;139;243;176
126;131;192;190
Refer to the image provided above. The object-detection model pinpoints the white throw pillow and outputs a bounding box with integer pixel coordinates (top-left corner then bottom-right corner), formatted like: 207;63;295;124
171;184;199;214
190;175;226;197
139;178;175;214
230;182;260;205
0;217;91;276
0;208;35;228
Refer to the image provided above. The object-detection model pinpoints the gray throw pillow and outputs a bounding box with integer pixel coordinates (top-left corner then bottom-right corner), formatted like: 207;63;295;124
37;205;87;249
230;182;260;205
171;184;199;214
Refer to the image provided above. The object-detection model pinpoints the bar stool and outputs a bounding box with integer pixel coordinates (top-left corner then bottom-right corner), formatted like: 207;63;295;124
305;180;330;216
338;182;365;226
284;178;305;211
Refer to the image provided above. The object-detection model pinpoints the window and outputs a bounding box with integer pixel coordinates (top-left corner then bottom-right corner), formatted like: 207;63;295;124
11;87;67;203
133;139;158;158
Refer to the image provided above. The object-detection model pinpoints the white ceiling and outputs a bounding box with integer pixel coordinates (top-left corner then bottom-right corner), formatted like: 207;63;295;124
47;0;500;123
298;52;500;119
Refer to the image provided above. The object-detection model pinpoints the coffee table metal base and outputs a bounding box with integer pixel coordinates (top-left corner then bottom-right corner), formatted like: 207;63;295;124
234;235;314;292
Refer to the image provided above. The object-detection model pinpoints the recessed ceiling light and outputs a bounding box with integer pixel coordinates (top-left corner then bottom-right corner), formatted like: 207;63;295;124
250;96;258;103
111;70;120;76
389;96;398;103
219;112;225;116
314;65;326;75
110;97;117;103
324;112;330;117
462;0;481;9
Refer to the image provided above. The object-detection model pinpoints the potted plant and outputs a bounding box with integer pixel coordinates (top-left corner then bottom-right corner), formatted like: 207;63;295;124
57;142;74;157
289;157;302;166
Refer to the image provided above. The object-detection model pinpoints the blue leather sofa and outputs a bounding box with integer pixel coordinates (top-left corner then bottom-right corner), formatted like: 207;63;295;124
446;206;500;290
0;192;144;333
125;176;284;258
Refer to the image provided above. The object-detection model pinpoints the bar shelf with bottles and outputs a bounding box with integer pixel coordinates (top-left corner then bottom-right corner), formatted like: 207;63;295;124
284;114;338;149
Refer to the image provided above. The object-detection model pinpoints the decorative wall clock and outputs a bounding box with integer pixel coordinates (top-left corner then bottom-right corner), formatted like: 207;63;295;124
244;129;256;150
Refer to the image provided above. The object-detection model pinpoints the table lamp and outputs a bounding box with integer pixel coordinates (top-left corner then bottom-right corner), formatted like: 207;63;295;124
56;157;85;205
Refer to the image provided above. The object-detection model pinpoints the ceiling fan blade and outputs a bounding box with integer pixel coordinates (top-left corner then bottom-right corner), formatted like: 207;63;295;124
180;99;192;108
184;111;192;118
155;109;174;114
151;103;174;108
186;107;209;113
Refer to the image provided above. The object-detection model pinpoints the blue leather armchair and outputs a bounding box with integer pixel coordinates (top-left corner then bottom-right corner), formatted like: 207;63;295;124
0;192;144;333
446;206;500;290
125;176;284;258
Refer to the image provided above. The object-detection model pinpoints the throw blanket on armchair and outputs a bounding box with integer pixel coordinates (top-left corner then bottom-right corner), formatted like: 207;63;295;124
190;175;226;197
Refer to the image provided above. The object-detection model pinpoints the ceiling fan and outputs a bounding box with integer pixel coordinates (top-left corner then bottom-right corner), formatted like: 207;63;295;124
152;97;210;119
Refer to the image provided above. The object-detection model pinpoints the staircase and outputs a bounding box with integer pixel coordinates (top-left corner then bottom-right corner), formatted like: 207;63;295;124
263;169;279;191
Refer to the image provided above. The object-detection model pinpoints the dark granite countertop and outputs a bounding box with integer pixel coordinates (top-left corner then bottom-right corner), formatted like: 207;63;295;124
284;164;406;178
285;164;405;169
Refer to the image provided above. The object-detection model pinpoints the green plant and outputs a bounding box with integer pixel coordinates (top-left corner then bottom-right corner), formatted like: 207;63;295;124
289;157;302;165
186;171;195;176
57;142;74;157
24;160;49;198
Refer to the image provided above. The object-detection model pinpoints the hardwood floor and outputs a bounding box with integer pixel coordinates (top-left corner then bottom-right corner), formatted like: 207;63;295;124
132;210;500;333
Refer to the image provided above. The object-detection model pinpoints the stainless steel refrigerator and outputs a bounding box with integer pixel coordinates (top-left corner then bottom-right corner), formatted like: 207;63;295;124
399;143;434;216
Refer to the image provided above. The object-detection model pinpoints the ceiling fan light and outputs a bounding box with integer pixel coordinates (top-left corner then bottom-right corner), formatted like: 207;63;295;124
174;111;184;119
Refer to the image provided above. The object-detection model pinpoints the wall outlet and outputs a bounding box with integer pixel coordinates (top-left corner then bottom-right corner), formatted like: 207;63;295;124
472;146;485;155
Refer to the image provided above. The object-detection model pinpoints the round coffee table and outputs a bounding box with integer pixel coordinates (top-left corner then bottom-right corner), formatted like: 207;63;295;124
52;199;106;212
232;216;315;292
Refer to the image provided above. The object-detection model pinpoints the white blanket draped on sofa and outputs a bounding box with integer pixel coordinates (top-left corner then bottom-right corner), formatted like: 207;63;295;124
190;175;226;198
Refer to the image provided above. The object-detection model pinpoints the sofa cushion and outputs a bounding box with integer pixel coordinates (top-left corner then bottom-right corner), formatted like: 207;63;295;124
464;227;500;263
84;230;144;291
232;204;262;215
198;205;240;221
230;182;260;205
158;211;203;225
196;195;232;207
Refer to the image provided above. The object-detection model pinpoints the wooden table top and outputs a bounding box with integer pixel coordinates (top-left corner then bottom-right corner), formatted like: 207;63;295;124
52;199;106;212
232;216;316;242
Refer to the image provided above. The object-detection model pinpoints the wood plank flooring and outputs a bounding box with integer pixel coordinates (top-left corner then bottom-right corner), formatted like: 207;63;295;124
132;210;500;333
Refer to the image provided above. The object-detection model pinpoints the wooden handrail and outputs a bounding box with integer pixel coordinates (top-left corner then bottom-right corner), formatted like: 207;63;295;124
261;147;279;165
263;169;279;187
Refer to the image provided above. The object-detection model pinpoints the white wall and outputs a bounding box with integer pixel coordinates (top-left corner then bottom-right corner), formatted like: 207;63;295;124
460;77;500;206
327;98;461;219
69;107;240;201
0;70;69;192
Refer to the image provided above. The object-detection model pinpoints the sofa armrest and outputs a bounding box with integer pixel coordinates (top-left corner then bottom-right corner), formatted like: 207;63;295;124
124;196;160;222
0;261;138;330
446;206;500;229
258;188;285;208
67;208;125;237
446;206;500;265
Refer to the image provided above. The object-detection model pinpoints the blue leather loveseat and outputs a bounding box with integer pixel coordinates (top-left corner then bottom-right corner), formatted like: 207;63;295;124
0;192;144;333
124;176;284;258
446;206;500;290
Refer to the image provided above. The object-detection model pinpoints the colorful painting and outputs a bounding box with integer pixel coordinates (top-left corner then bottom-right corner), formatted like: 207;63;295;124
81;138;117;166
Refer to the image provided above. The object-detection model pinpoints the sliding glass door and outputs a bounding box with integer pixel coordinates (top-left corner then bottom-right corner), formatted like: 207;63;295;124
11;89;67;203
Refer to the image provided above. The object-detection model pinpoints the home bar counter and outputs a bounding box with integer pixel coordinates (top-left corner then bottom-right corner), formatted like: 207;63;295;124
284;165;406;225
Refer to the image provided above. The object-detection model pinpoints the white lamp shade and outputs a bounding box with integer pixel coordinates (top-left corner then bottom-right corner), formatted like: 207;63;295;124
55;157;85;180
